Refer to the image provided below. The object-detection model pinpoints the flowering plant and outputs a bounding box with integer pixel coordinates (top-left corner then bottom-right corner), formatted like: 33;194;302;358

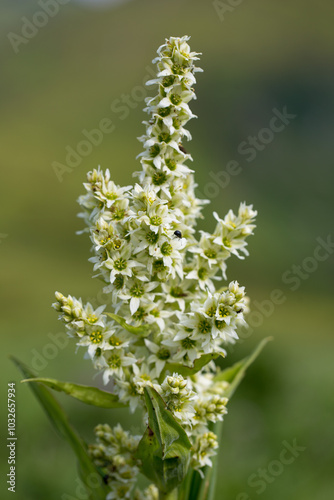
14;36;270;500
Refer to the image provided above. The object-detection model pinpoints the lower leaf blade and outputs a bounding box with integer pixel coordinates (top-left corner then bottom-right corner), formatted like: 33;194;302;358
11;357;108;500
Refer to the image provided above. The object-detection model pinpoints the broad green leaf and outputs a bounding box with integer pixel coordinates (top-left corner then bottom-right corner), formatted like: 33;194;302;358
136;386;191;494
22;378;126;408
106;312;151;337
159;352;224;383
192;337;273;500
11;357;108;500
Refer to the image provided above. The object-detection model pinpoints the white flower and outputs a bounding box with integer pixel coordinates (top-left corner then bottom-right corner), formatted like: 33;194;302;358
164;327;200;364
118;279;159;315
76;325;115;359
144;339;173;376
104;247;141;283
161;279;193;312
103;350;136;384
132;363;159;394
213;202;257;259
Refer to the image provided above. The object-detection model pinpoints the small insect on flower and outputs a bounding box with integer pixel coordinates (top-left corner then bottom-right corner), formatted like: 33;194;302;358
174;230;183;238
179;144;188;155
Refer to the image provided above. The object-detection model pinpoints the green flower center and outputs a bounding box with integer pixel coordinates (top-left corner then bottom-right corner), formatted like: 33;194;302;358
133;307;146;321
161;241;172;256
158;132;171;143
99;236;111;245
105;192;117;200
130;283;144;297
87;314;98;323
170;93;182;105
152;171;167;186
198;318;212;334
204;249;217;259
165;159;176;171
215;320;225;329
158;106;171;117
162;75;176;86
112;238;122;250
206;306;216;317
146;230;159;244
170;286;185;298
90;330;103;343
219;306;229;318
157;348;170;360
149;144;160;157
181;337;196;349
114;274;124;289
114;258;127;271
153;259;166;273
108;354;121;368
111;208;125;220
171;63;184;75
198;267;208;280
109;336;121;347
223;237;231;247
150;216;162;226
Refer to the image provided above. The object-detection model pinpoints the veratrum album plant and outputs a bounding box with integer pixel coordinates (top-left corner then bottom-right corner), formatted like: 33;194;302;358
14;36;270;500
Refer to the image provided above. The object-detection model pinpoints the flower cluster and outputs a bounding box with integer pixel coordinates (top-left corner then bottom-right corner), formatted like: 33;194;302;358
53;36;257;490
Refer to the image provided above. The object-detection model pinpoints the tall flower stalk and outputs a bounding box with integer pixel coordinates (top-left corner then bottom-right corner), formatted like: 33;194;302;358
15;36;270;500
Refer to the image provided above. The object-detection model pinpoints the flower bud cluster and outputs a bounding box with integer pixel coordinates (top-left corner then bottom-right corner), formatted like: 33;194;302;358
194;395;228;425
160;373;196;425
55;36;257;479
191;431;219;470
89;424;140;499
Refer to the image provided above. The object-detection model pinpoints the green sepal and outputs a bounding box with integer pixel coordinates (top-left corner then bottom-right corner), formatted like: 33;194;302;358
159;352;224;383
136;386;192;494
21;377;126;408
106;312;151;337
11;357;108;500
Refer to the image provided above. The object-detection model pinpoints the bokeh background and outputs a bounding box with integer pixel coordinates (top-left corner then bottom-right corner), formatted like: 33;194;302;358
1;1;334;499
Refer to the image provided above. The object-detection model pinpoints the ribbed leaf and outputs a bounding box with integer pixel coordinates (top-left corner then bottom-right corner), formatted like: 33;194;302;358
11;357;108;500
136;386;191;494
22;378;126;408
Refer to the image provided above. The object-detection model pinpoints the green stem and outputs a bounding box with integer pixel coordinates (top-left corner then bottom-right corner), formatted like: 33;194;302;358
159;489;178;500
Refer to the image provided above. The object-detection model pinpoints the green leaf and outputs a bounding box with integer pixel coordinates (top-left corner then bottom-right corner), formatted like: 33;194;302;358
106;312;151;337
22;378;127;409
11;357;108;500
214;337;273;398
136;386;192;494
194;337;273;500
159;352;224;383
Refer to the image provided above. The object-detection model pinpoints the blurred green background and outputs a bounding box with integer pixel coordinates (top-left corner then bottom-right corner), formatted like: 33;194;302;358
1;0;334;499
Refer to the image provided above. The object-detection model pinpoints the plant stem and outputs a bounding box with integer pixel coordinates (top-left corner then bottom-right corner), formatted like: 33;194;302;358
159;489;178;500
